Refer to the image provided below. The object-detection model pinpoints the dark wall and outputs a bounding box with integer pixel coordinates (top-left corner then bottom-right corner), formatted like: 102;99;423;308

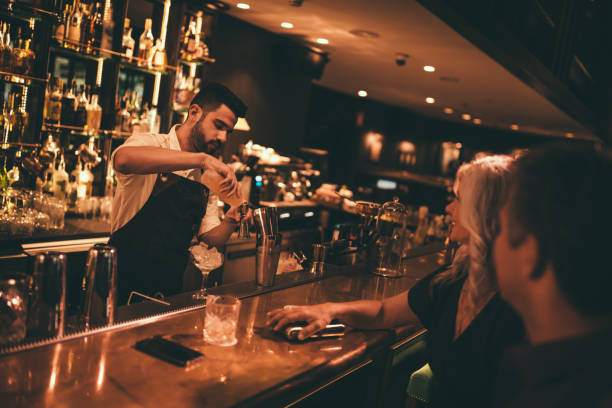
207;15;314;158
304;85;593;186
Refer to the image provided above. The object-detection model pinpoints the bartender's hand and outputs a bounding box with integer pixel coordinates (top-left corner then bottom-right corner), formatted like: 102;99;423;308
202;154;238;196
266;304;334;340
224;205;253;225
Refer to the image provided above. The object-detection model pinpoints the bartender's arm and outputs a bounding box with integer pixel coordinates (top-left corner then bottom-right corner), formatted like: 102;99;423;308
114;147;237;194
198;206;242;250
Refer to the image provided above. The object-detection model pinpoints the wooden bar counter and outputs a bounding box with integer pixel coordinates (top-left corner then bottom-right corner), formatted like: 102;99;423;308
0;252;445;407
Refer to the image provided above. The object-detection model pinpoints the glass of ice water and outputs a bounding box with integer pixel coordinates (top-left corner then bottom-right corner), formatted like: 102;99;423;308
203;295;241;347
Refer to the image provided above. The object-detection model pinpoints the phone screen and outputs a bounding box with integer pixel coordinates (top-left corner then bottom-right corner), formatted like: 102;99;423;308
134;336;204;367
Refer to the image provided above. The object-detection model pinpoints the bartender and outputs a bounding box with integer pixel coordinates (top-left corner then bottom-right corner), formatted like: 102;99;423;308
109;82;248;304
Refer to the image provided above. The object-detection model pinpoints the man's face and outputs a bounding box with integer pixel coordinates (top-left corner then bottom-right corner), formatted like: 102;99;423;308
493;205;523;307
189;104;237;155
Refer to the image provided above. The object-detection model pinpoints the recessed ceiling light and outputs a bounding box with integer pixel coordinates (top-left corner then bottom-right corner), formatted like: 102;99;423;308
473;118;482;125
424;65;435;72
461;114;471;120
281;22;294;29
510;124;519;131
349;29;380;39
443;107;453;114
358;90;368;98
565;132;574;138
425;97;435;104
236;3;250;9
316;38;329;44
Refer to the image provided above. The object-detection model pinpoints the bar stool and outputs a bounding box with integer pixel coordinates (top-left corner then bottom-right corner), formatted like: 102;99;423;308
406;363;433;407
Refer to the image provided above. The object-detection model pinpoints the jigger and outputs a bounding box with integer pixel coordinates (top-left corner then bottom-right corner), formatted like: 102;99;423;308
238;201;250;239
81;244;118;329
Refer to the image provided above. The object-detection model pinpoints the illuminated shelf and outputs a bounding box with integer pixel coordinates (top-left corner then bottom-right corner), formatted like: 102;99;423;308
1;141;41;149
0;3;59;23
0;70;47;86
42;123;131;139
50;44;114;62
118;60;174;76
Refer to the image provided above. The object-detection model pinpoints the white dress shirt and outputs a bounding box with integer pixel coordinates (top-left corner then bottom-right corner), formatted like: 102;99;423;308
110;125;220;234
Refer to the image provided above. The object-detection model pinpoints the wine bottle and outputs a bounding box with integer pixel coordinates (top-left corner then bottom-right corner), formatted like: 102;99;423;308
137;18;154;67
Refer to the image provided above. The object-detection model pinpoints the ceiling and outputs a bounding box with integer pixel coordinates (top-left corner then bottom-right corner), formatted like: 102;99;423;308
224;0;596;141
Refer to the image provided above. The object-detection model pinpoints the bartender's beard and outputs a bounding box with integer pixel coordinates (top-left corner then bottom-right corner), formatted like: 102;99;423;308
190;117;223;155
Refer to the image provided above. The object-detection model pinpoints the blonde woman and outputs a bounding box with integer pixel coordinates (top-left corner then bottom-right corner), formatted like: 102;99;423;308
267;154;524;408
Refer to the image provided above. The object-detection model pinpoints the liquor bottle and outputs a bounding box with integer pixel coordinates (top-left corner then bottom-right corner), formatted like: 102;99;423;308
194;11;210;60
66;0;82;49
147;105;160;133
53;154;69;200
12;28;35;75
100;0;113;51
74;85;88;127
42;158;56;195
91;2;104;50
80;2;92;50
21;30;35;75
2;23;13;73
182;17;197;60
11;93;28;143
115;98;131;133
60;80;77;126
0;155;9;190
78;162;94;198
122;18;134;61
7;149;21;187
152;38;166;68
54;4;70;45
86;92;102;134
0;24;5;72
5;93;15;144
1;100;10;148
137;18;154;67
104;164;116;197
47;78;63;125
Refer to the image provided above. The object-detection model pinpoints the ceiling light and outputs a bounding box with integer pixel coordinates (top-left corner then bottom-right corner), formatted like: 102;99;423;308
461;114;471;120
316;38;329;44
358;90;368;98
473;118;482;125
424;65;435;72
236;3;250;9
510;124;519;131
443;107;453;114
425;97;435;104
281;22;294;29
565;132;574;138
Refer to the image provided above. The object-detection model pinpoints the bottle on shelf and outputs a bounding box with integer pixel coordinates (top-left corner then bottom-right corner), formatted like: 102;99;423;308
79;2;92;50
100;0;114;51
42;155;56;195
1;23;13;73
54;3;71;46
1;99;11;148
147;105;160;133
60;79;77;126
88;2;103;51
152;38;166;68
104;164;116;197
6;149;21;187
181;16;197;60
74;85;88;127
66;0;82;49
0;154;9;190
121;18;134;61
86;92;102;135
52;153;69;200
137;18;154;67
115;98;131;133
11;93;28;143
194;11;210;60
78;162;94;199
20;29;36;75
46;77;63;125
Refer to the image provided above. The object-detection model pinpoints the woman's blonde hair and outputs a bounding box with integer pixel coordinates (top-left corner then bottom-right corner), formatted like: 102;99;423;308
433;154;514;293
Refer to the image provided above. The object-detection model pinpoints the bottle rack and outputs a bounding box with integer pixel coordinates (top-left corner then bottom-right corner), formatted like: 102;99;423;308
0;0;218;195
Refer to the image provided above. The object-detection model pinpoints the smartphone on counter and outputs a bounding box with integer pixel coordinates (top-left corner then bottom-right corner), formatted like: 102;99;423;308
283;320;346;341
134;336;204;367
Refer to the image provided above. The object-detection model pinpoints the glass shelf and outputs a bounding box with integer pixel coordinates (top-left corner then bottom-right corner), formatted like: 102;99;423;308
0;70;47;86
118;59;176;76
1;141;41;149
0;3;60;24
50;44;115;62
178;56;216;65
42;122;132;139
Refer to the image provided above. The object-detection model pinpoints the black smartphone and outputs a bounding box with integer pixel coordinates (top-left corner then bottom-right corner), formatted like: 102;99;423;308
283;321;346;341
134;336;204;367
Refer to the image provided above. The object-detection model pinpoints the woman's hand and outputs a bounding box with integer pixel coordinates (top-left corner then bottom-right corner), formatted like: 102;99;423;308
266;304;335;340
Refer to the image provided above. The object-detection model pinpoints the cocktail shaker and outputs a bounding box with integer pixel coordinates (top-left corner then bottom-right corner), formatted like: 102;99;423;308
27;252;67;338
81;244;118;329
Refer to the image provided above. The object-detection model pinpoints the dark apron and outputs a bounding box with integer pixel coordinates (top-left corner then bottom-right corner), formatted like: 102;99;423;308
109;173;209;305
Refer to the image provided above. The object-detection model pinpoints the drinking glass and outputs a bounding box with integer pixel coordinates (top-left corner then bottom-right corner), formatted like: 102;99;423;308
203;295;241;347
191;245;223;301
46;197;66;230
0;273;29;345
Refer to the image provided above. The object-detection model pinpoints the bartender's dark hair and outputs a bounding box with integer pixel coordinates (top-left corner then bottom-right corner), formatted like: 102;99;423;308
191;82;247;118
506;143;612;316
